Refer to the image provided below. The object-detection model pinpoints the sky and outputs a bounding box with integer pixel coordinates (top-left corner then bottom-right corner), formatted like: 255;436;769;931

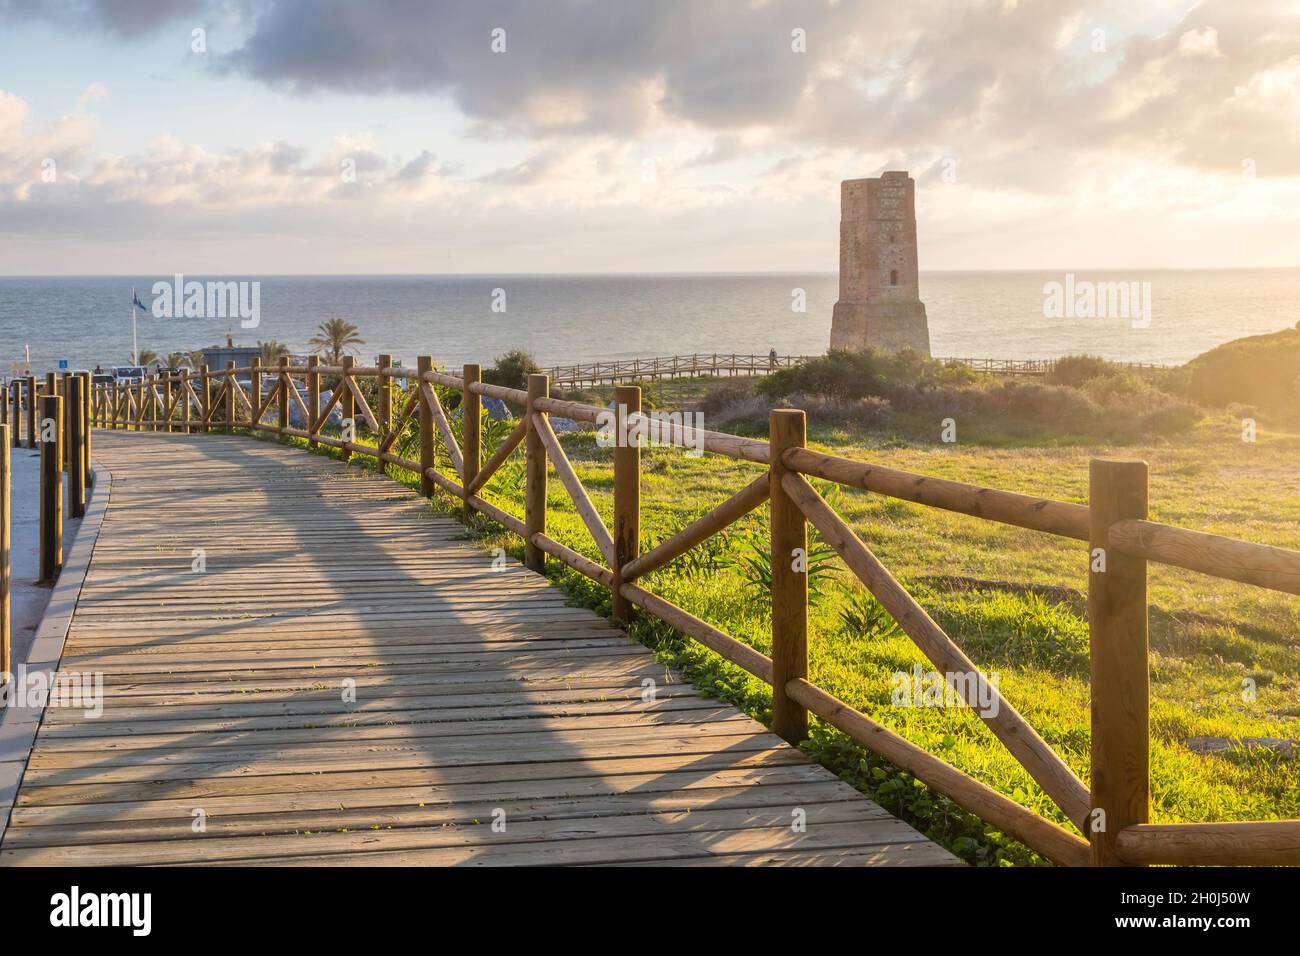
1;0;1299;275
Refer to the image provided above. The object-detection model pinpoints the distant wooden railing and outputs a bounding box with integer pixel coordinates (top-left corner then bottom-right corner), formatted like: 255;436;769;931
87;360;1300;867
543;353;1172;387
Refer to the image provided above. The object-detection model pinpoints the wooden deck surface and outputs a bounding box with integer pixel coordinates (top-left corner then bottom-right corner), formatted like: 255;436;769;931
0;432;958;866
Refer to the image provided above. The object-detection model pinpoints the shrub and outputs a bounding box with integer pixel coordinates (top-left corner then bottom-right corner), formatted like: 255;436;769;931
782;392;893;428
758;349;881;404
1046;354;1113;387
1138;401;1202;436
484;348;541;391
758;348;975;406
699;381;756;415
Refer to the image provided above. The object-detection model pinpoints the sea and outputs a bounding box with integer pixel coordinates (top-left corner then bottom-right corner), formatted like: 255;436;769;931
1;269;1296;375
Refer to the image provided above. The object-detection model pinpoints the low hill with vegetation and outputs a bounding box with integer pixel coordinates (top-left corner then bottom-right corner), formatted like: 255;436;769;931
1164;323;1300;422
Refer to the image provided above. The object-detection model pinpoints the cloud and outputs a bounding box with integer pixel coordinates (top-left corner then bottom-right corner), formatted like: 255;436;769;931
4;0;1300;273
0;0;207;34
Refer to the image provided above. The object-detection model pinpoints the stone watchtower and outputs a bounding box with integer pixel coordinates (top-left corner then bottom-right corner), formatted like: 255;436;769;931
829;171;930;354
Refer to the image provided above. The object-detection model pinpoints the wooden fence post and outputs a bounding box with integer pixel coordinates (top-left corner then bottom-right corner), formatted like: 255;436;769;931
250;356;262;429
25;376;37;449
1088;458;1150;866
79;372;92;488
148;372;159;432
307;356;320;448
612;384;641;624
462;363;481;519
769;408;809;745
60;373;71;466
278;355;291;434
179;372;190;434
224;362;236;432
339;356;355;462
161;371;172;434
377;354;392;473
10;383;20;446
417;356;433;495
67;376;86;519
524;373;549;573
38;394;62;584
1;423;9;678
199;365;211;434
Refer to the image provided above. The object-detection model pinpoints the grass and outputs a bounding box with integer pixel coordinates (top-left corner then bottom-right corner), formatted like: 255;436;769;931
240;382;1300;867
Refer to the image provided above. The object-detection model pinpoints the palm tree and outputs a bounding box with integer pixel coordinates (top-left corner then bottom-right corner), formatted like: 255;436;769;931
308;318;365;365
259;340;290;362
166;351;189;370
135;349;158;367
187;349;209;370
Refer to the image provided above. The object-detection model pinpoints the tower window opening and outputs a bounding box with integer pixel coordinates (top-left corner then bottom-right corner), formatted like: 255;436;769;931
890;269;899;286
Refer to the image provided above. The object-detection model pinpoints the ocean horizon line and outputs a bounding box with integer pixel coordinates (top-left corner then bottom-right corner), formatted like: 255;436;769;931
4;265;1300;281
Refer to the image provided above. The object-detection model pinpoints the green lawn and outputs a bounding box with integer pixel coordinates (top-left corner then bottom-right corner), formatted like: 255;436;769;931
281;391;1300;866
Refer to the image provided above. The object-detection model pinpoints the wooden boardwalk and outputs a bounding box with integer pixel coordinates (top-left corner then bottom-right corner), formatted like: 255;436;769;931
0;432;957;866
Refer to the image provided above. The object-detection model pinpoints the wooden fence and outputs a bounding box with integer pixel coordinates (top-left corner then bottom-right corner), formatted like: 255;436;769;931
542;353;1172;388
87;358;1300;867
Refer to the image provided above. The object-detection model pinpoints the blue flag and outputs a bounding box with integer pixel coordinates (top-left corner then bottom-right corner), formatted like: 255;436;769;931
132;291;148;313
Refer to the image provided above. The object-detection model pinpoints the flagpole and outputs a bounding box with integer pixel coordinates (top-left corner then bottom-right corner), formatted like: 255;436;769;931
131;286;139;365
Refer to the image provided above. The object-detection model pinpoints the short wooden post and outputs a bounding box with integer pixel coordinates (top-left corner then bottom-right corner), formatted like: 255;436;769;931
179;372;190;434
161;371;172;433
250;356;262;429
10;384;20;445
307;356;320;448
339;355;355;462
524;373;549;573
79;372;92;488
769;408;809;745
224;362;236;431
1;424;9;677
417;356;433;495
199;365;211;434
462;363;481;519
278;355;290;434
377;354;392;472
612;384;641;624
61;373;72;467
25;376;36;449
67;376;86;519
377;354;392;430
38;394;62;584
148;372;159;432
1088;459;1150;866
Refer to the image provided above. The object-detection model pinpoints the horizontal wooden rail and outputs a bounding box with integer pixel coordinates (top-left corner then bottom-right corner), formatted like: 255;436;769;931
1116;821;1300;866
531;532;614;588
784;447;1089;540
619;581;774;684
1109;519;1300;595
